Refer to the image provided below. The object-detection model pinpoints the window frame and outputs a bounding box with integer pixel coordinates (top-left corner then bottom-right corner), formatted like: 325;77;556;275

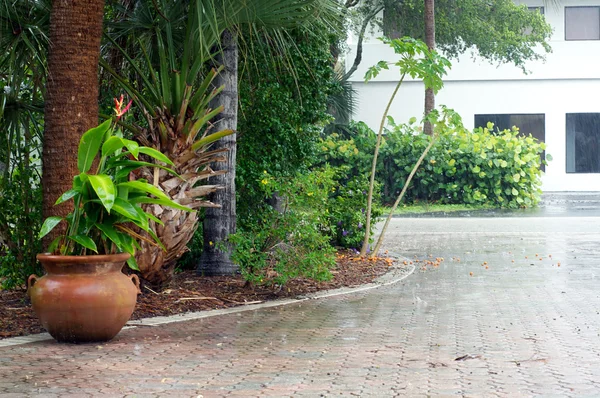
565;6;600;41
565;113;600;174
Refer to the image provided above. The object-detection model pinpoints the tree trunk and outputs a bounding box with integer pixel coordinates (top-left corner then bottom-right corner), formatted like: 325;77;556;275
43;0;104;246
423;0;435;135
197;30;238;276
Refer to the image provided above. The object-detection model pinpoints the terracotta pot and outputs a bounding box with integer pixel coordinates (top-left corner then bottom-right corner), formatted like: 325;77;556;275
28;253;141;343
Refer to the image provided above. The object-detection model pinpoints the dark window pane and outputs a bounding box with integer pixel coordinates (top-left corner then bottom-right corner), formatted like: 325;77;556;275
528;6;544;15
566;113;600;173
474;114;546;170
565;7;600;40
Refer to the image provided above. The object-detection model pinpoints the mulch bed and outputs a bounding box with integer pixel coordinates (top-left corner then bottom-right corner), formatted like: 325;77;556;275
0;250;396;340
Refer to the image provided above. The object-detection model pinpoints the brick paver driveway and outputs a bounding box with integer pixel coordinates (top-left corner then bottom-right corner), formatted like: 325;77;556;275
2;212;600;397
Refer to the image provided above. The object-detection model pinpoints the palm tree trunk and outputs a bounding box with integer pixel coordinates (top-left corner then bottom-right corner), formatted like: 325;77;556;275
43;0;104;245
423;0;435;135
197;29;238;276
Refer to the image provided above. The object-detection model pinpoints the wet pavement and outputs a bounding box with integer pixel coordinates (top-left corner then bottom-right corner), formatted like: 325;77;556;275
2;198;600;397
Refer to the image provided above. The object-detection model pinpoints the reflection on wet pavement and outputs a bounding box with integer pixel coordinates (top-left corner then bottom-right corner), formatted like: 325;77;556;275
1;197;600;396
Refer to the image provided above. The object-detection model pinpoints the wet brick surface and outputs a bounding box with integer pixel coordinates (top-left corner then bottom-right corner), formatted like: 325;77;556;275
1;215;600;397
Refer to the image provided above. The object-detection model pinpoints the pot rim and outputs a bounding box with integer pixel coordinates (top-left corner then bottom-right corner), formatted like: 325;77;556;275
36;253;131;263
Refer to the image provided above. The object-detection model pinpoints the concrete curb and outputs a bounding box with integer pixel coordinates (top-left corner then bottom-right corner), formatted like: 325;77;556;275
0;256;415;348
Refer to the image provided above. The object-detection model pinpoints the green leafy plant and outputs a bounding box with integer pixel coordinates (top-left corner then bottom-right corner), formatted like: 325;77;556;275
38;105;191;271
381;120;548;208
313;136;382;249
230;168;337;285
361;36;452;255
236;27;336;217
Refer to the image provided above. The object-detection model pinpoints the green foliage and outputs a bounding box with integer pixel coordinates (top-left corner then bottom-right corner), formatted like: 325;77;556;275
378;118;547;208
236;27;337;216
176;224;203;271
316;131;382;248
328;175;382;249
230;169;337;285
326;116;546;209
379;0;553;72
39;118;191;271
0;168;42;290
365;37;451;91
0;0;48;289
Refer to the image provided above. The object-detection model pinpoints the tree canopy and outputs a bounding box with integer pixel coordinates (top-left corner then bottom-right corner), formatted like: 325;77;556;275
349;0;552;73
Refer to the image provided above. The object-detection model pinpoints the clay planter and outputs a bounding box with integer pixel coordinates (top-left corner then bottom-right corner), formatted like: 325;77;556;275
28;253;141;343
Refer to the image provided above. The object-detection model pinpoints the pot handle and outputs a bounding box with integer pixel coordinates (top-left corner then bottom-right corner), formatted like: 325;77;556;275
26;274;39;297
130;274;141;294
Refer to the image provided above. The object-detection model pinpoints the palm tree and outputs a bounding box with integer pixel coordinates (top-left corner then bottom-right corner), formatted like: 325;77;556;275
197;0;341;277
43;0;105;241
197;29;238;276
101;1;235;287
103;0;341;285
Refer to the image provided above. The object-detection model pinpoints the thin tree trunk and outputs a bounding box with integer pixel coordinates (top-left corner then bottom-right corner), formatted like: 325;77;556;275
360;74;405;256
43;0;104;247
423;0;435;135
197;29;238;276
371;137;435;257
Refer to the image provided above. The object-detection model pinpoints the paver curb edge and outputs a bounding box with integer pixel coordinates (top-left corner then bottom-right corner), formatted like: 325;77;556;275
0;256;415;347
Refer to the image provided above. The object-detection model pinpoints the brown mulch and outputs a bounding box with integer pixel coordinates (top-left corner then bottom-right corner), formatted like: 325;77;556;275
0;251;397;340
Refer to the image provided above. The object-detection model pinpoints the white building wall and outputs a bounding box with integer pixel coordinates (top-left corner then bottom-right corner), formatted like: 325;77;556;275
347;0;600;192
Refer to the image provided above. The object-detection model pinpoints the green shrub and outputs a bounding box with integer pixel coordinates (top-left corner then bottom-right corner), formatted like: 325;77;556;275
316;126;383;249
0;170;43;289
381;119;548;208
230;168;337;285
236;27;337;217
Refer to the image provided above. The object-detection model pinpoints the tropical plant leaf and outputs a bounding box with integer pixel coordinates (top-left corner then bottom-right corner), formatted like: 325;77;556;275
117;180;169;200
102;136;127;157
144;211;164;225
146;226;166;252
110;160;179;178
102;136;140;158
95;223;122;249
88;174;116;212
137;147;174;166
127;256;140;271
47;236;63;254
114;165;140;182
68;235;98;253
192;129;235;151
39;216;64;239
78;119;111;173
133;205;150;232
54;189;80;205
112;197;142;223
129;196;193;212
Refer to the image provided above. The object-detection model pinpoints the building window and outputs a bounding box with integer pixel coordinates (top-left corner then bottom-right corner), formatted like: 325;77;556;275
565;6;600;40
566;113;600;173
528;6;544;15
474;114;546;170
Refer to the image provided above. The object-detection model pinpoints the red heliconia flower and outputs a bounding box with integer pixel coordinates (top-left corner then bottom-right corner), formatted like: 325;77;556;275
114;94;133;119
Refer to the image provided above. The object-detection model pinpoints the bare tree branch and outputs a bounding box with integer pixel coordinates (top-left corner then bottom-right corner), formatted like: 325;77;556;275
342;4;384;82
